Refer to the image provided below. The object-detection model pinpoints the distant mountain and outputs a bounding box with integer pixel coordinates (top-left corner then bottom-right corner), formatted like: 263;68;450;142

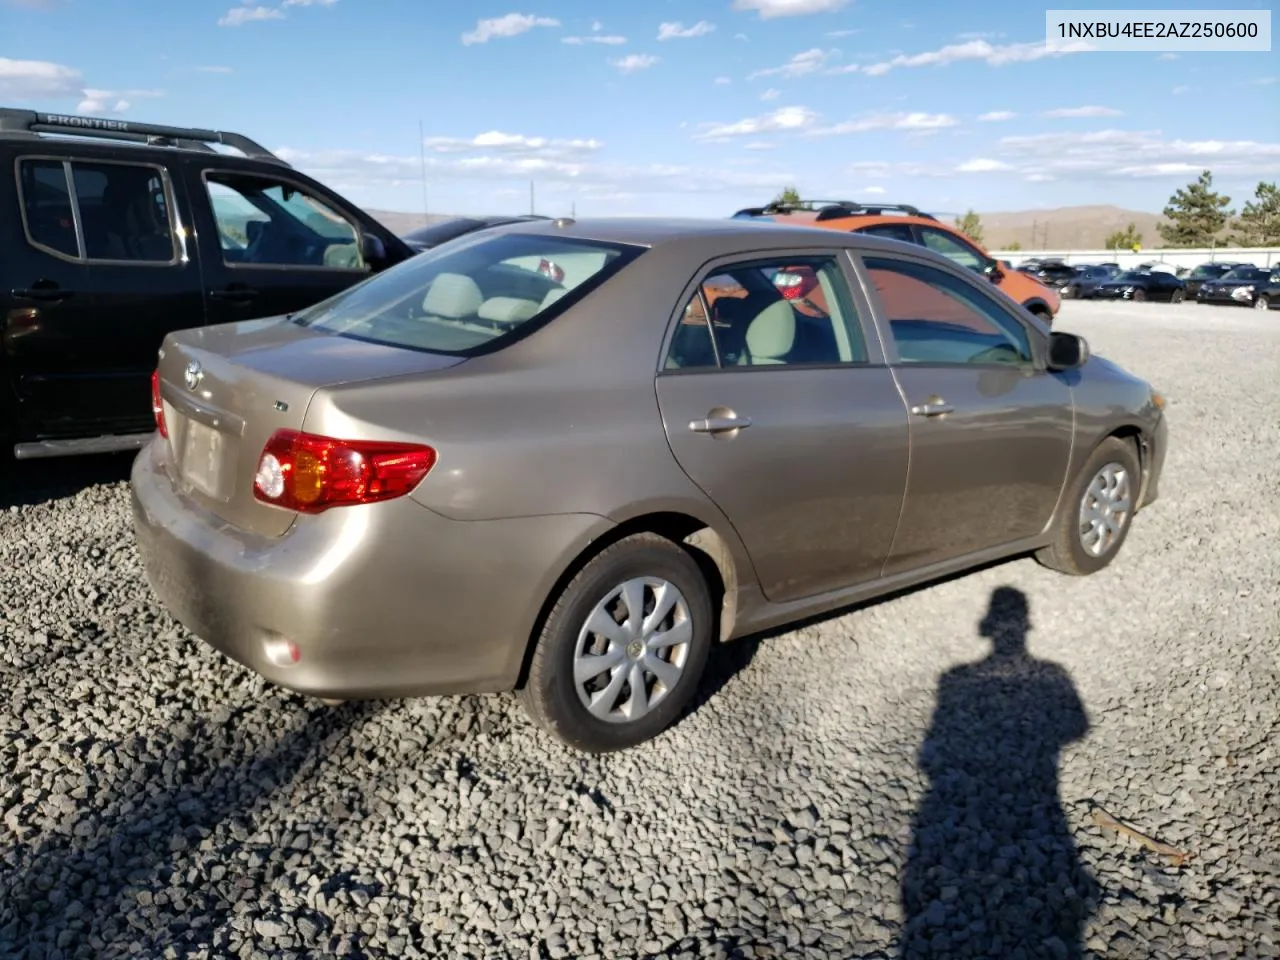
363;204;1180;252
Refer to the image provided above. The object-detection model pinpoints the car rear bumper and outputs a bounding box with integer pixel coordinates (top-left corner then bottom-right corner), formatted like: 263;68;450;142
129;438;609;699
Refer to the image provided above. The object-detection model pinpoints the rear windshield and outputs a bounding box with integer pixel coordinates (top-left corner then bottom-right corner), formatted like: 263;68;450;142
293;232;644;356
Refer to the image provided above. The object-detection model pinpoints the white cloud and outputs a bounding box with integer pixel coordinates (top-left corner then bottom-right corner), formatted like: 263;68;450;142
196;65;235;74
694;105;818;140
863;185;887;194
562;34;626;44
0;57;83;99
714;76;732;85
1172;85;1192;95
749;47;833;79
424;131;602;160
955;157;1013;172
978;110;1015;121
76;87;163;114
734;32;749;40
1249;76;1277;85
1040;105;1122;118
217;5;284;27
957;30;1003;40
281;0;338;5
732;0;850;18
744;141;777;150
807;111;959;136
861;38;1094;76
610;54;659;73
461;13;559;45
1159;53;1178;60
825;28;860;37
761;87;781;101
658;20;715;40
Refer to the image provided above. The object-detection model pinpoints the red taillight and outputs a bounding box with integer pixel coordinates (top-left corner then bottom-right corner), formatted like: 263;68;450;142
252;429;437;513
773;269;816;300
151;369;168;438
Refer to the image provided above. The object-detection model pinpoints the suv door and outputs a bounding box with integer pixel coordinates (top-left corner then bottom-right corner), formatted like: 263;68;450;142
3;153;194;438
185;164;384;325
854;252;1075;575
655;251;910;603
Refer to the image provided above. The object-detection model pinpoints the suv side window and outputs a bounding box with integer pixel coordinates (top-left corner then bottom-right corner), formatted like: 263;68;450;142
857;223;915;245
71;161;177;263
665;256;867;370
17;159;80;259
863;256;1033;366
204;172;366;271
917;226;985;272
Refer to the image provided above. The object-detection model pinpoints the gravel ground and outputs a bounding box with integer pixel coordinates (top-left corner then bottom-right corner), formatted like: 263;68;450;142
1;300;1277;960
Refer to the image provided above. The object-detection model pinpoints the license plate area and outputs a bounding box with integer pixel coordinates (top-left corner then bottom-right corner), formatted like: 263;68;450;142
180;418;236;501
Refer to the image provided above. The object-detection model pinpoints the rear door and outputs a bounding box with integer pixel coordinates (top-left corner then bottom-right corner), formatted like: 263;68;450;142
655;250;910;603
853;251;1075;576
184;163;379;325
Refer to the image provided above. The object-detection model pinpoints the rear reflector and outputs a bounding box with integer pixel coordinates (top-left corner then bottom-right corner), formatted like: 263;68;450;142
151;369;168;438
253;429;437;513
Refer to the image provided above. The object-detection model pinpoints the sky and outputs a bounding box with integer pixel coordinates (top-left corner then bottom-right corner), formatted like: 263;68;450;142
2;0;1278;220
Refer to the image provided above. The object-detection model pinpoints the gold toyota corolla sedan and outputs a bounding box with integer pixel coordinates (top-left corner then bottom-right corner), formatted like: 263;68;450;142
131;217;1168;752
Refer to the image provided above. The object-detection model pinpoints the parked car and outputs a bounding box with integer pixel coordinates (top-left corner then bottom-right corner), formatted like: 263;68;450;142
1061;264;1122;299
0;108;414;465
1196;265;1275;307
1094;269;1187;302
729;199;1060;326
1181;262;1247;300
1253;269;1280;311
132;218;1168;752
1020;259;1078;290
402;215;552;253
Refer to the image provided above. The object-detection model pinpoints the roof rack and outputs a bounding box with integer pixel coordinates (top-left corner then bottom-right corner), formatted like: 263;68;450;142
0;108;289;166
732;198;936;221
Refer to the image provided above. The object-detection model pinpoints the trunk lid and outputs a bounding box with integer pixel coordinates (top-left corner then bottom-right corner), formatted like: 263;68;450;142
156;316;464;537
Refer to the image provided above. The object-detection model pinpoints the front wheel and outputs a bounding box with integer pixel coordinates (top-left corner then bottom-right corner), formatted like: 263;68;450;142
1035;436;1141;576
1131;288;1147;302
1171;288;1184;303
518;533;714;752
1255;294;1271;311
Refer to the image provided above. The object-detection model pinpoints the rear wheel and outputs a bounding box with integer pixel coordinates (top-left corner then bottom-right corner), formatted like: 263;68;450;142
1035;436;1141;576
1256;294;1271;311
1171;288;1184;303
1132;288;1147;302
518;533;714;752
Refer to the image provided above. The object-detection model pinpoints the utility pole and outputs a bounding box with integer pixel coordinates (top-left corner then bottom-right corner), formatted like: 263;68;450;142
571;200;576;219
530;181;535;215
418;119;428;222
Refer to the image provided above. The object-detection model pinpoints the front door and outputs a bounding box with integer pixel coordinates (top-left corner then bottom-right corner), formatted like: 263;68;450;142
185;165;374;325
655;252;910;603
856;253;1075;576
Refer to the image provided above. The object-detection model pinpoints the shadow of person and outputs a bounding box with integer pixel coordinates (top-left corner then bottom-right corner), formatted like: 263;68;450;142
899;586;1099;959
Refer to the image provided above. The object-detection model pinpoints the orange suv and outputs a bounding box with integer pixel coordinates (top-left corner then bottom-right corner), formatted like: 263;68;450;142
731;200;1060;325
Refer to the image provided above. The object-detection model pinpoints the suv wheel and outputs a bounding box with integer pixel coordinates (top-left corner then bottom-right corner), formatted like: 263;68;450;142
518;533;714;752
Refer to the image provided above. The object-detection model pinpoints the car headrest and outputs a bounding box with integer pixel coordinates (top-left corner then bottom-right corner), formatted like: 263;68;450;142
423;272;484;319
478;296;539;326
744;300;795;362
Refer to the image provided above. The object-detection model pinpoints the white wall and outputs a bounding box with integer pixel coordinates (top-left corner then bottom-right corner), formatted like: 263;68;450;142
989;247;1280;270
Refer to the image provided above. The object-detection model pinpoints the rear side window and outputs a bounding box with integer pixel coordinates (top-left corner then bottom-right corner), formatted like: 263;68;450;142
17;159;79;258
16;157;176;264
293;232;643;356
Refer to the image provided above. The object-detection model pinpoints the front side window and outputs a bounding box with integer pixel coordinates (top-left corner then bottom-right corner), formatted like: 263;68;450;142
71;161;176;263
664;256;867;370
863;256;1033;366
918;227;986;272
204;172;365;270
293;232;642;356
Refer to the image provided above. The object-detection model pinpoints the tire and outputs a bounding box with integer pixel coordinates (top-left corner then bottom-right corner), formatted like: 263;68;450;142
1132;288;1146;302
1171;288;1184;303
1255;295;1270;311
518;532;714;753
1035;436;1142;577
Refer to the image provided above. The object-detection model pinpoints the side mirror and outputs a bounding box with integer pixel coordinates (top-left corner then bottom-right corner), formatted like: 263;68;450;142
982;258;1004;283
1047;331;1090;371
360;232;388;266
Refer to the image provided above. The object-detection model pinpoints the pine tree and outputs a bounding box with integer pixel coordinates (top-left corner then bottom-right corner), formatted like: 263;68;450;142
954;210;984;245
1230;181;1280;247
773;186;803;207
1158;170;1233;247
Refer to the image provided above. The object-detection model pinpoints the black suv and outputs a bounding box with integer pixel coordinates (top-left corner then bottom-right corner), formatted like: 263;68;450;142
1;108;414;463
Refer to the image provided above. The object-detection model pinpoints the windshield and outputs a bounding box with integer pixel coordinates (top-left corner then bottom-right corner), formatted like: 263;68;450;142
1221;266;1265;281
1116;271;1150;282
1188;264;1229;279
293;232;644;355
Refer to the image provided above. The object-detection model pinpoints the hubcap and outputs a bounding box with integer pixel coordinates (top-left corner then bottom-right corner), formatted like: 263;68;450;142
1256;296;1269;310
573;577;692;724
1079;462;1132;557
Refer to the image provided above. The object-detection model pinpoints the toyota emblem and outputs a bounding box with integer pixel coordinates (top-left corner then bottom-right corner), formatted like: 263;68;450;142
184;360;203;391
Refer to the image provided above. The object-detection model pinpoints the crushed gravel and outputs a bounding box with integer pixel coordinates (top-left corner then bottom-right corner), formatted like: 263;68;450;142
1;300;1278;960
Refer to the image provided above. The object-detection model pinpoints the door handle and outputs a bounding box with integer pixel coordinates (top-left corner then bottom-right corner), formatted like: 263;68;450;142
910;400;954;417
689;415;752;434
12;287;72;303
209;287;260;303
